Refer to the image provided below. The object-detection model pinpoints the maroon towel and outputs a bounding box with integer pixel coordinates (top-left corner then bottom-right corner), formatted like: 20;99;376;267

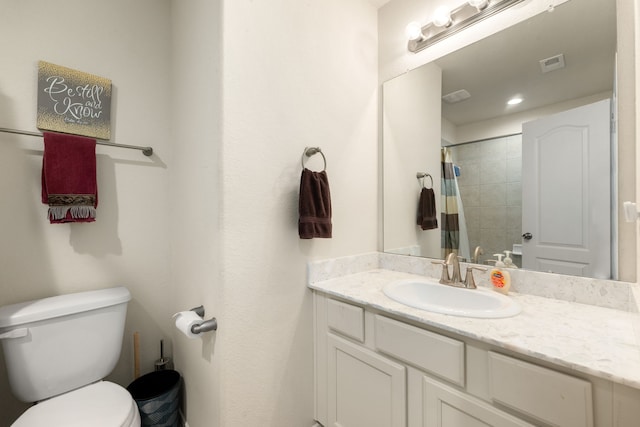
41;132;98;223
417;187;438;230
299;168;332;239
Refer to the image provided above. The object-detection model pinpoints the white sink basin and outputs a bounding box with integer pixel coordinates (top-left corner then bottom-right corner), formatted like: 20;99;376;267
382;279;521;318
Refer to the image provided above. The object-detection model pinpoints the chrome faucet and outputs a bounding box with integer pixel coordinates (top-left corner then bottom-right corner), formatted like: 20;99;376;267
432;252;462;286
432;252;487;289
445;252;463;284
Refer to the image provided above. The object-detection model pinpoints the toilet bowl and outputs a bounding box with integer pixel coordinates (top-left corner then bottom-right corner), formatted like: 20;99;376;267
0;287;140;427
12;381;140;427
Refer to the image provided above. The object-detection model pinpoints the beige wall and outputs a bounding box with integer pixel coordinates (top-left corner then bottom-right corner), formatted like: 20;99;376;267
0;0;378;426
169;1;223;426
170;0;380;426
1;0;638;426
0;0;173;423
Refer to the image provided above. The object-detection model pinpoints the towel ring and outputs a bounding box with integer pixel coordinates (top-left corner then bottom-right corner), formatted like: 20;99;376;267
301;147;327;172
416;172;433;189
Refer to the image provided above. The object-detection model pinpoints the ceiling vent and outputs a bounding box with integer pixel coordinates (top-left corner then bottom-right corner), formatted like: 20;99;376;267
442;89;471;104
539;54;565;73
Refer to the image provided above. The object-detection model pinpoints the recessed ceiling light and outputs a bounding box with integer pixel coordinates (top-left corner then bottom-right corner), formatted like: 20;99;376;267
507;97;523;105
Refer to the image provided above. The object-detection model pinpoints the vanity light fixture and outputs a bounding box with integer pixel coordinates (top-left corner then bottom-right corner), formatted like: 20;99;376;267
468;0;489;10
407;0;525;53
433;7;453;27
405;21;426;41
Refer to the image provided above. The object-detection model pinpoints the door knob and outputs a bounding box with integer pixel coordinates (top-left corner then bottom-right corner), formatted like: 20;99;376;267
522;232;533;240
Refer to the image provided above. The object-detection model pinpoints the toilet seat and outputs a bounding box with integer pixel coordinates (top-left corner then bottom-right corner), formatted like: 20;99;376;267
12;381;140;427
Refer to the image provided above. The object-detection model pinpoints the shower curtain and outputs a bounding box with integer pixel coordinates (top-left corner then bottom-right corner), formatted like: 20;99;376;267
441;148;470;260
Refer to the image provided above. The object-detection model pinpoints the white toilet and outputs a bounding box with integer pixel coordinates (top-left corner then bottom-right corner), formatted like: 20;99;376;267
0;287;141;427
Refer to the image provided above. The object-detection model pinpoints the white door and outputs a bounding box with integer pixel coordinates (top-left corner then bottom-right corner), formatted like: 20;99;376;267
521;99;611;278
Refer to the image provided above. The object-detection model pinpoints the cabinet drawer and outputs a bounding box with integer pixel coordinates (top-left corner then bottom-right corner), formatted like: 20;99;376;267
374;315;465;386
327;299;364;342
488;351;593;427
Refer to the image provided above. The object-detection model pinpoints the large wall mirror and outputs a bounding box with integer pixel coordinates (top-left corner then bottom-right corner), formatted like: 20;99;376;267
382;0;634;281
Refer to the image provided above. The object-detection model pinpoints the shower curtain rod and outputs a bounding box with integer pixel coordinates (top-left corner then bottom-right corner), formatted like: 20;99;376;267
0;126;153;156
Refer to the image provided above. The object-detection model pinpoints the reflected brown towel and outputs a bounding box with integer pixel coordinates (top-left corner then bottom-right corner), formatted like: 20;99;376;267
41;132;98;224
299;168;332;239
417;187;438;230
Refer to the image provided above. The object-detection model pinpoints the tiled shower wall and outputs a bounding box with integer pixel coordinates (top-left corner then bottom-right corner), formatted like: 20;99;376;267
448;134;523;266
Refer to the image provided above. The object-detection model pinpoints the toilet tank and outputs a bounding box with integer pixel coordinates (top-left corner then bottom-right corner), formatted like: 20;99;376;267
0;287;131;402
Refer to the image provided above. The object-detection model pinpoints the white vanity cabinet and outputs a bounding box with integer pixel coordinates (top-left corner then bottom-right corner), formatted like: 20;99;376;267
417;374;534;427
313;292;640;427
327;334;406;427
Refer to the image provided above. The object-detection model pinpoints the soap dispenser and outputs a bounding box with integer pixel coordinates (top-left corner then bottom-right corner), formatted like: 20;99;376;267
503;250;518;269
490;254;511;295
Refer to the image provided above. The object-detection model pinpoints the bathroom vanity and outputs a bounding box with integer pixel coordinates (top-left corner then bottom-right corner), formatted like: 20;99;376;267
309;254;640;427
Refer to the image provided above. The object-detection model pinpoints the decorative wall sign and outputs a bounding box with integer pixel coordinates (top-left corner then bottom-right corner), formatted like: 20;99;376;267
37;61;112;140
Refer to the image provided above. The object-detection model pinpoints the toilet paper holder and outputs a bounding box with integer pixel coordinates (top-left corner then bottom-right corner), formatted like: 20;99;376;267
189;305;218;334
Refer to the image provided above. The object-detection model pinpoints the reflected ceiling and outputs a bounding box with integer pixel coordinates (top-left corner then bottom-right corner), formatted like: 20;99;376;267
436;0;615;126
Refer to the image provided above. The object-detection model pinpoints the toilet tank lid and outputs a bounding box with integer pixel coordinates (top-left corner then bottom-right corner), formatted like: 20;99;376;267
0;287;131;329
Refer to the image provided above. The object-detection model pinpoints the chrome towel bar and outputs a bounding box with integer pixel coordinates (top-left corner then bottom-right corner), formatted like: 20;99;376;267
0;126;154;156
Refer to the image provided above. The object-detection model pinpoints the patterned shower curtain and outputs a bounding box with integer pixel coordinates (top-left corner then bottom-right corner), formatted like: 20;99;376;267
441;148;469;260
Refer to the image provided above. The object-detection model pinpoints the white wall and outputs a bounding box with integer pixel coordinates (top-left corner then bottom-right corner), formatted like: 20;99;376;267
447;91;611;144
169;0;223;425
170;0;379;426
0;0;173;424
383;63;442;258
219;2;378;425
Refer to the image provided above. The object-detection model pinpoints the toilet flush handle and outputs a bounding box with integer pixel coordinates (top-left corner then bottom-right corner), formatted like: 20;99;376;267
0;328;28;340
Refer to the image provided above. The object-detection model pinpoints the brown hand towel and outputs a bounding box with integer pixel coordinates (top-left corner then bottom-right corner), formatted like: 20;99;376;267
299;168;332;239
417;187;438;230
41;132;98;223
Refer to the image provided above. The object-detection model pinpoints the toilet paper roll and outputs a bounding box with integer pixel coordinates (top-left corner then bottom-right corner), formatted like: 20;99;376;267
173;311;203;339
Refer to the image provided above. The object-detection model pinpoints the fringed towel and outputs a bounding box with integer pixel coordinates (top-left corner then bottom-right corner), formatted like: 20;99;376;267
41;132;98;223
417;187;438;230
298;168;332;239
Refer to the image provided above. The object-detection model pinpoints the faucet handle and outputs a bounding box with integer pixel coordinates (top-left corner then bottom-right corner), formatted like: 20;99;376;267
431;260;451;284
464;266;488;289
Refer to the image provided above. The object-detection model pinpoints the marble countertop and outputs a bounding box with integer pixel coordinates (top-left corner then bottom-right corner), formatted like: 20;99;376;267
309;268;640;390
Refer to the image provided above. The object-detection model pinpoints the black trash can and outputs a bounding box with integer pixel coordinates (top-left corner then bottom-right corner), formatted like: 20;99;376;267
127;370;181;427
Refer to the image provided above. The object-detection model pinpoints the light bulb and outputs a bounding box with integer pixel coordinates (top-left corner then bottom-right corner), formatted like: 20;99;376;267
468;0;489;10
405;21;424;41
507;97;523;106
433;7;452;27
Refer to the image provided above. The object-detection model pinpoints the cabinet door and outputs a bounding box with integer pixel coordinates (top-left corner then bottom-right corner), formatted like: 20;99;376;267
328;334;406;427
422;376;533;427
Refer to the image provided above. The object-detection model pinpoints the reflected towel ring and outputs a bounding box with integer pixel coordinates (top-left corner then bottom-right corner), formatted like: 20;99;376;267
416;172;433;189
301;146;327;171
